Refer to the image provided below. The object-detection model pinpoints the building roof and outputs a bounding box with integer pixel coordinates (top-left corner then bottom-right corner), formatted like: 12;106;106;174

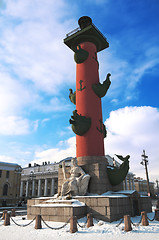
0;161;21;171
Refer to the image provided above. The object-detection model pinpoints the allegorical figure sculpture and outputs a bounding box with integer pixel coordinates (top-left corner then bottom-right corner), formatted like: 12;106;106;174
61;158;90;196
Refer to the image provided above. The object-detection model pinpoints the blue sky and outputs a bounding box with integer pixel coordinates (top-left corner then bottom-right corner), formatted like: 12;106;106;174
0;0;159;182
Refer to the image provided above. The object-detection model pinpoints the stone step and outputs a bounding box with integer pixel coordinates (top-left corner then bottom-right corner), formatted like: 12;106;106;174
27;203;86;222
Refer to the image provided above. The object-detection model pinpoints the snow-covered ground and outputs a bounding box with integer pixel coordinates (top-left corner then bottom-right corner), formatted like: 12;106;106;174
0;211;159;240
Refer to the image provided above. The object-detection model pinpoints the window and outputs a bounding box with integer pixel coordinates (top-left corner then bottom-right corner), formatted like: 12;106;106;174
6;171;9;179
0;170;2;178
3;184;8;196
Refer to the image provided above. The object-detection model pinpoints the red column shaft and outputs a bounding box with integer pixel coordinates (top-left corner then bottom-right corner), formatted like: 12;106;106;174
76;41;105;158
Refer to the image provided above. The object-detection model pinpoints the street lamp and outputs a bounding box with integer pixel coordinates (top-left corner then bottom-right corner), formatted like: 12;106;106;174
140;150;151;196
156;179;159;195
14;166;22;203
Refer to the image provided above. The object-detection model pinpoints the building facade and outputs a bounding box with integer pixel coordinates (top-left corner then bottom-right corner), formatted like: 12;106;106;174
20;161;59;201
134;177;155;196
0;162;22;206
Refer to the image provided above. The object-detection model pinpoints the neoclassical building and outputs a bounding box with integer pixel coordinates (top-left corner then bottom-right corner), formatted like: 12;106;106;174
134;177;155;196
20;160;64;201
0;162;22;206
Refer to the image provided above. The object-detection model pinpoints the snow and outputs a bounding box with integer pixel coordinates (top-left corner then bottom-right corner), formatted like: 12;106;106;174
71;200;85;206
0;211;159;240
34;199;85;207
101;191;128;198
116;190;136;194
75;191;128;198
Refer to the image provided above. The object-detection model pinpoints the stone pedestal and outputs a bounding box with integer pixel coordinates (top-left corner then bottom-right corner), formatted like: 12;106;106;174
27;191;152;223
77;156;112;194
35;215;42;229
87;213;94;228
27;198;86;222
155;209;159;221
2;210;7;220
3;212;10;226
70;216;78;233
124;215;132;232
11;209;16;217
141;211;149;226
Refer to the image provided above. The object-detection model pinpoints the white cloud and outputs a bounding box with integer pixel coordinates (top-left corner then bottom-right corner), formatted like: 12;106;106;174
0;143;34;166
104;106;159;181
0;155;17;164
0;71;41;135
0;0;76;95
0;71;31;116
0;0;77;136
30;136;76;165
3;0;70;20
0;116;31;135
41;118;50;125
0;0;76;134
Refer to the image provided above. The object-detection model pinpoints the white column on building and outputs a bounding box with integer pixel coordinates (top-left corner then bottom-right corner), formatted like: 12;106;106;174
32;179;35;197
20;181;24;197
132;178;135;190
125;176;128;190
129;176;132;190
51;178;55;196
38;179;42;197
44;178;48;196
26;181;29;197
122;181;125;190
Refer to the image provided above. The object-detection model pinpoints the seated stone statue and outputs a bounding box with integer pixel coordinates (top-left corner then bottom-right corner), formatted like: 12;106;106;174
61;158;90;197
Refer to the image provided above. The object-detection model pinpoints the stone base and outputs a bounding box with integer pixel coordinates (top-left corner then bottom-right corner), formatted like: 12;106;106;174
27;191;152;223
27;198;86;222
77;156;112;194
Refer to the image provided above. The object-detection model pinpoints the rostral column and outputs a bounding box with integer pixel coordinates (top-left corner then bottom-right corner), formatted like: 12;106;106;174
64;16;112;194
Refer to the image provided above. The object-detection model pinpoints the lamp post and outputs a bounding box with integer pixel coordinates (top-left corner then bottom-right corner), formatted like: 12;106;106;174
156;179;159;195
140;150;151;196
14;166;22;204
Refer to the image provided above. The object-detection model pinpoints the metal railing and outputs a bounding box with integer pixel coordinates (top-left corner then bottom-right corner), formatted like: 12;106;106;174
65;23;108;43
66;27;80;38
